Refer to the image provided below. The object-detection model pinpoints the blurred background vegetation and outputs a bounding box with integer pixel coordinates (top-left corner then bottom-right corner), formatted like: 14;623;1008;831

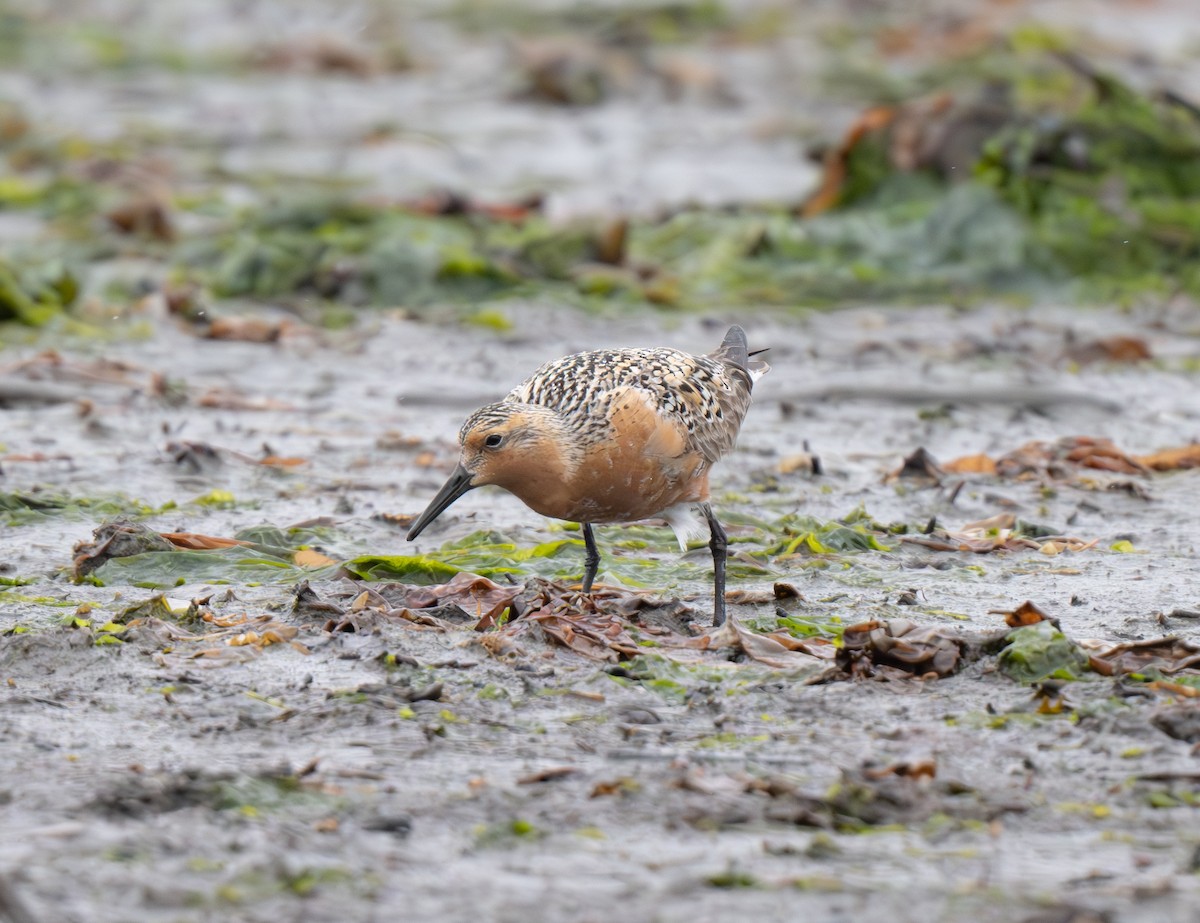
1;0;1198;331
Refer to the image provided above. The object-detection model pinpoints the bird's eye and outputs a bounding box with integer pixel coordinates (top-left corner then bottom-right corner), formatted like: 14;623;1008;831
484;433;504;448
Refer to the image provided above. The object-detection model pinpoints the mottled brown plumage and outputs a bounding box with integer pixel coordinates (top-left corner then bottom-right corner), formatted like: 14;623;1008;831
407;326;767;624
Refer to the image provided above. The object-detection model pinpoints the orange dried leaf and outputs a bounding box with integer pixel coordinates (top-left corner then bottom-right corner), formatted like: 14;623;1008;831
778;453;818;475
259;456;307;467
1002;600;1052;628
260;627;298;644
801;105;896;218
373;512;417;528
1145;681;1200;698
228;624;298;647
943;453;998;475
863;758;937;781
1;453;70;463
590;778;638;798
161;532;253;550
1136;445;1200;471
203;612;249;628
294;549;336;568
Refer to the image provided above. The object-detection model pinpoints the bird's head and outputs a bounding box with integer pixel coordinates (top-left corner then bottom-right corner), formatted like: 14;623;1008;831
406;403;571;540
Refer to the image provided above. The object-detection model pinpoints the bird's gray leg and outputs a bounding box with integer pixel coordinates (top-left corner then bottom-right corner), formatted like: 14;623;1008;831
700;503;727;626
581;523;600;594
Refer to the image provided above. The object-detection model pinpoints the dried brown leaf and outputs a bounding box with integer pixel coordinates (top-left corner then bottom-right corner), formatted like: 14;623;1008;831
517;767;578;785
1062;436;1150;475
74;521;175;577
595;218;627;265
246;37;396;77
723;587;775;605
960;512;1015;532
590;778;639;798
203;317;285;343
196;389;295;411
385;572;521;631
903;514;1097;557
990;436;1150;479
524;608;634;661
838;619;970;679
1085;636;1200;677
700;619;836;672
886;447;945;485
1150;704;1200;743
106;196;175;241
1063;335;1152;365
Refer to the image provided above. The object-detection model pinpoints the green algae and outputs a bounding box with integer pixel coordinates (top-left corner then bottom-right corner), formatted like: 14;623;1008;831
608;653;823;702
0;491;173;525
998;622;1090;683
377;511;899;592
151;41;1197;315
0;258;79;326
339;554;470;585
86;524;342;588
442;0;732;44
346;530;587;584
820;39;1200;303
745;610;845;642
90;548;315;588
473;817;545;848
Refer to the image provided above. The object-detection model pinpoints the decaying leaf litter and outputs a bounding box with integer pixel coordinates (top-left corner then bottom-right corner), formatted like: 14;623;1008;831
4;1;1200;922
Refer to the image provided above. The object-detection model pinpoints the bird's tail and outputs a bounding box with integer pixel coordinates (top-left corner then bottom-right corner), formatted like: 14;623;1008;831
712;325;770;385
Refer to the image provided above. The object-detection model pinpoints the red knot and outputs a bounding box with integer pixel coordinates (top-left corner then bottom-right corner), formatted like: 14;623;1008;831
407;325;768;625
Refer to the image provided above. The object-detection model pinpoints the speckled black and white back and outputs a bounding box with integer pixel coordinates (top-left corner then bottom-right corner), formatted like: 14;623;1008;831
504;326;767;464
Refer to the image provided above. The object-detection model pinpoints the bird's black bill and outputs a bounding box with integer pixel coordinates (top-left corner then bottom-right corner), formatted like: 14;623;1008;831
406;464;475;541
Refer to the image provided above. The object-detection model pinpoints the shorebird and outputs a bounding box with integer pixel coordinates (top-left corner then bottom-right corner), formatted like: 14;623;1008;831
406;326;768;625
